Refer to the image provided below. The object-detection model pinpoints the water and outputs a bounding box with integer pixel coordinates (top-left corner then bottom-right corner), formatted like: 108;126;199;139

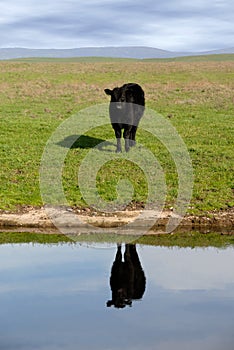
0;242;233;350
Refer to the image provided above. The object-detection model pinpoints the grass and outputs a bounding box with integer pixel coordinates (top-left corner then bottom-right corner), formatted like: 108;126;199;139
0;232;72;245
0;231;234;248
0;57;233;214
144;53;234;62
10;53;234;63
10;56;137;63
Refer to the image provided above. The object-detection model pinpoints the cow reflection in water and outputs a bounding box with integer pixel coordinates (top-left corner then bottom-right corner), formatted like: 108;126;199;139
107;244;146;308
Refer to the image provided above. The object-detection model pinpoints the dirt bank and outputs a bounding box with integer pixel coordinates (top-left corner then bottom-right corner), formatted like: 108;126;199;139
0;206;233;234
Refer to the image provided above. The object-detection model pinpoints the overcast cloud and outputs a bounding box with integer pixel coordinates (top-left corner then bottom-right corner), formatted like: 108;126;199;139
0;0;233;51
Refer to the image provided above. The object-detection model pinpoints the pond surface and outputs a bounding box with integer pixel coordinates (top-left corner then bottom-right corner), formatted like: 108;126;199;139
0;242;234;350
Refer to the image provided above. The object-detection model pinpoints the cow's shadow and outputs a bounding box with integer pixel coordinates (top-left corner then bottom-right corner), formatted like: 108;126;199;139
107;244;146;309
57;135;115;150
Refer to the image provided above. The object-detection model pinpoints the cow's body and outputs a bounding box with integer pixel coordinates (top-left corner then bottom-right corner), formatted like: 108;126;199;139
104;83;145;152
107;244;146;308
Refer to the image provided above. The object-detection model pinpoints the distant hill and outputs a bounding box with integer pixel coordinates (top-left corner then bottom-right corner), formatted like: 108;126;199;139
0;46;234;60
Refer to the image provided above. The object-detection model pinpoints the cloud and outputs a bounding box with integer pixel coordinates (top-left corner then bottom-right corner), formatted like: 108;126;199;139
141;246;234;291
0;0;233;51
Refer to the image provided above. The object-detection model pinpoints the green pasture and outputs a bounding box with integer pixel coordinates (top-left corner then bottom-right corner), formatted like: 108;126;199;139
0;57;233;214
0;231;234;248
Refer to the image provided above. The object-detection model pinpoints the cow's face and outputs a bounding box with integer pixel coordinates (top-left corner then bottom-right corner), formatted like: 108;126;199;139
107;288;132;308
105;86;131;110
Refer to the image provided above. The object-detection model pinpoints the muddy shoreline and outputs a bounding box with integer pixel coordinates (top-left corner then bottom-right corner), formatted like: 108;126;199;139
0;206;233;234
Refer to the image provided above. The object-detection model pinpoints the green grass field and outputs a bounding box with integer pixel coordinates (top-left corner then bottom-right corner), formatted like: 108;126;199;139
0;57;233;214
0;231;234;248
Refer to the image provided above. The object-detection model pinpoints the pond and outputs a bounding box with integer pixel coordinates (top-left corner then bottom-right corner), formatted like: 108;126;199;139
0;241;234;350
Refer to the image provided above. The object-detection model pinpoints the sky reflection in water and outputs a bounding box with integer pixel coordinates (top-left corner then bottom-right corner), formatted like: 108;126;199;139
0;243;233;350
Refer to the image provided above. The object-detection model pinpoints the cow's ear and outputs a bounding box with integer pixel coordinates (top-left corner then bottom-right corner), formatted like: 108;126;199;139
104;88;112;96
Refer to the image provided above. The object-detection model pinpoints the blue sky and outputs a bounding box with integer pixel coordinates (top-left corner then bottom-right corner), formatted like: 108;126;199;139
0;0;233;51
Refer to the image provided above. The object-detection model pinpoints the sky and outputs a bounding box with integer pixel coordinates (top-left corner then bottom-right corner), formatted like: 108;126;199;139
0;0;233;52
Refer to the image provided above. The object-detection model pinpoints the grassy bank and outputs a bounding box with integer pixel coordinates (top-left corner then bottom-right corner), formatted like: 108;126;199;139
0;231;234;248
0;58;233;214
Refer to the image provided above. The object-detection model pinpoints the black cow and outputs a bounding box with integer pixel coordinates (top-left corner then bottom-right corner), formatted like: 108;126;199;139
104;83;145;152
106;244;146;308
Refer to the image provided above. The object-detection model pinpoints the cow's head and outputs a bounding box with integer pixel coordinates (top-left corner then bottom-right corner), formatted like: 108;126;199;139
105;87;125;109
105;85;136;110
106;287;133;308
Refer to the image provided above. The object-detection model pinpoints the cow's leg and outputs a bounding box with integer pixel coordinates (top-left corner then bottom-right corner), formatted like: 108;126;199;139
124;244;131;261
113;125;122;152
129;126;137;147
116;243;122;262
116;138;122;153
124;244;134;300
123;126;131;152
